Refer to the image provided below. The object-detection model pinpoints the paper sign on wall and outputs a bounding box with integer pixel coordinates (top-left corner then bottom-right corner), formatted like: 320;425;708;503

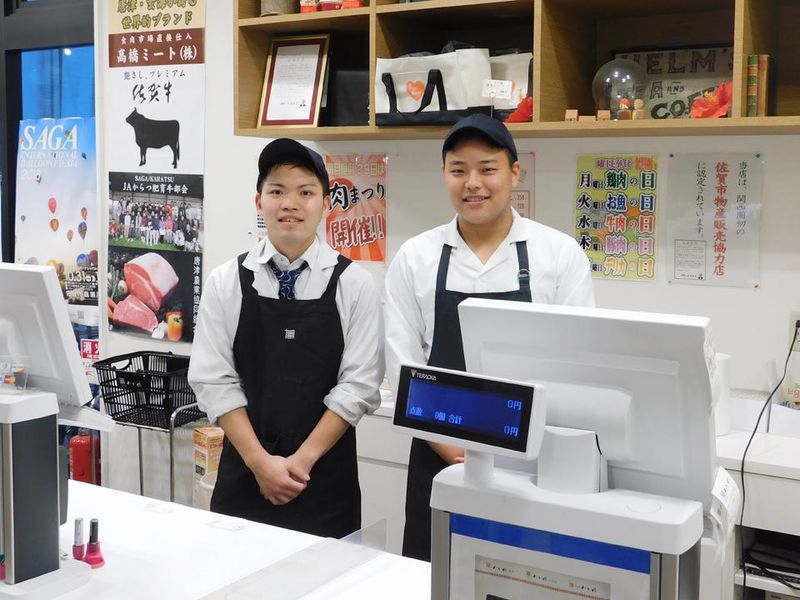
667;153;762;287
575;154;658;281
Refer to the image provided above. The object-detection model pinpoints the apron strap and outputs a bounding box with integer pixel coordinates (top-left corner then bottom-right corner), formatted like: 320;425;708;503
435;244;453;292
322;254;352;299
515;241;531;294
237;252;256;296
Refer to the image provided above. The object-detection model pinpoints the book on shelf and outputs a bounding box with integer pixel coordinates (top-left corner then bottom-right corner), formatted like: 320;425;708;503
746;54;759;117
757;54;771;117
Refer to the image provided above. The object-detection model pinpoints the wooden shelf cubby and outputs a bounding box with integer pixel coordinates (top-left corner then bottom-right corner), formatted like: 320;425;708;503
234;0;800;139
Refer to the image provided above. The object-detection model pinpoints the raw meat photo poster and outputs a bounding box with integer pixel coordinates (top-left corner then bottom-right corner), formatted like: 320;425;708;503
107;173;202;342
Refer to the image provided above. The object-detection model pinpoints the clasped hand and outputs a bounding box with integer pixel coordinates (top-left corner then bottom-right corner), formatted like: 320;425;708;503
248;451;315;505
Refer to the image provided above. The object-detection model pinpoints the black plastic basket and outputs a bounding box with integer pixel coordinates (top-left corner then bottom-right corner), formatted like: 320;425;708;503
94;351;205;430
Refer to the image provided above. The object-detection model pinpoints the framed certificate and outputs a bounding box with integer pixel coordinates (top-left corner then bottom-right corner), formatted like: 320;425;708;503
258;34;330;127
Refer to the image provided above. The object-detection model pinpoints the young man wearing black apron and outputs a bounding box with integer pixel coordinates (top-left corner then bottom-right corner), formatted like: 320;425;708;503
189;139;383;538
384;114;595;561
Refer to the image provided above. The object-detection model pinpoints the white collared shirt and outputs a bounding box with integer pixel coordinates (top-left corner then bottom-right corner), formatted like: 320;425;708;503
384;210;595;392
188;236;384;425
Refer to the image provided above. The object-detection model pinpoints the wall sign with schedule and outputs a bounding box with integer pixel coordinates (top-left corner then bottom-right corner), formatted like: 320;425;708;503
574;154;658;281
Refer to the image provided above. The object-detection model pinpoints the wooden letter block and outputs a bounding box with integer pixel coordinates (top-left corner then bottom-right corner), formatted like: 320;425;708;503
565;109;579;122
578;115;597;122
596;110;611;121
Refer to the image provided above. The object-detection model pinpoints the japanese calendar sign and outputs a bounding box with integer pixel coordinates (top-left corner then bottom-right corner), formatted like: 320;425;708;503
667;153;762;287
325;154;388;263
15;118;100;379
575;155;658;281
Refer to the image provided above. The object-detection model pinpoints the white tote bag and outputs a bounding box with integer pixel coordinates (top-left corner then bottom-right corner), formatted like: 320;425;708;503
488;52;533;111
375;48;492;125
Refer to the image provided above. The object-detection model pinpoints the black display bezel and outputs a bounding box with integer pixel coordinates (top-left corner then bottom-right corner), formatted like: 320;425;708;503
394;365;534;453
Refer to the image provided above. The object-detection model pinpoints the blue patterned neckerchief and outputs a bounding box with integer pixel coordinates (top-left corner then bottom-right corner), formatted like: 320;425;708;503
267;259;309;300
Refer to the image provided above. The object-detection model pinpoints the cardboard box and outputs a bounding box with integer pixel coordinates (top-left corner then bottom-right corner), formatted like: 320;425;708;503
193;426;223;477
192;426;224;510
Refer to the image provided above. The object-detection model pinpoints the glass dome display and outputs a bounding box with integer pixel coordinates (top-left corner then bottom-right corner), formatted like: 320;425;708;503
591;59;647;117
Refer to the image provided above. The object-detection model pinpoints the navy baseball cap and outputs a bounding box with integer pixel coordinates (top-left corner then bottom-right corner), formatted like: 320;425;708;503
442;114;518;163
256;138;330;196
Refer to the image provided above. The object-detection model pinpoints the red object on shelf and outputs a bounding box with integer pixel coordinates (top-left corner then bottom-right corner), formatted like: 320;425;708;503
342;0;363;7
69;429;101;484
319;0;342;10
299;4;318;12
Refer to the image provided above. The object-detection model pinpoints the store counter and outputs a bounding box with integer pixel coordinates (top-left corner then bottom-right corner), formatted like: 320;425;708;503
57;481;430;599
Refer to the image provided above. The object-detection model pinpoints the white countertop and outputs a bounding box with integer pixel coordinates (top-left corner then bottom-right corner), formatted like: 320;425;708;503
716;431;800;481
57;481;429;599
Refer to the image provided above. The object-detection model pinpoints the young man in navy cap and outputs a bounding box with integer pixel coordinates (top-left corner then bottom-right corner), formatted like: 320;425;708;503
385;114;595;561
189;139;383;537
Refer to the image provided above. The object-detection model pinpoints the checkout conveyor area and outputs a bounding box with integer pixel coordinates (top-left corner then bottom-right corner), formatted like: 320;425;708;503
0;265;777;599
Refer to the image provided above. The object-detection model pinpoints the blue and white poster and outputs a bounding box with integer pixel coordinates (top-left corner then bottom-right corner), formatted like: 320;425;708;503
15;117;101;375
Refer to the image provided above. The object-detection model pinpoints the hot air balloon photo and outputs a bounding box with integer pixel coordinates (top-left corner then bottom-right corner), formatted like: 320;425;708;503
48;197;57;214
81;207;88;220
78;221;87;240
50;218;59;232
67;229;74;242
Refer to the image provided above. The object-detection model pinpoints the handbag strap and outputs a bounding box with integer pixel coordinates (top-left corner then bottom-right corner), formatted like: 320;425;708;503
527;57;534;97
381;69;448;115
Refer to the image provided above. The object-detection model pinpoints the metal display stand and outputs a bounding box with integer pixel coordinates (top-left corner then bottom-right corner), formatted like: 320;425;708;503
94;351;206;501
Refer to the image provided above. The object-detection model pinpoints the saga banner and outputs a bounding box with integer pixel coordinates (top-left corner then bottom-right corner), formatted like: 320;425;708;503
15;117;100;376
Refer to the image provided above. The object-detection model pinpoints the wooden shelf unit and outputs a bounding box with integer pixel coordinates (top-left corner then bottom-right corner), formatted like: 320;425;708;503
234;0;800;139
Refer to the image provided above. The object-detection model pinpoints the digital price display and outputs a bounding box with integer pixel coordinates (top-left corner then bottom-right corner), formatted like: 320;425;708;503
394;365;535;452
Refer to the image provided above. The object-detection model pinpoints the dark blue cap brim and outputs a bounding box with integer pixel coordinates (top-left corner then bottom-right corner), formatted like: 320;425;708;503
442;114;518;163
257;138;330;195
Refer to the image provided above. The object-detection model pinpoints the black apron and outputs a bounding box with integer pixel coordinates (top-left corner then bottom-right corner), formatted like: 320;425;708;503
211;253;361;539
402;241;532;561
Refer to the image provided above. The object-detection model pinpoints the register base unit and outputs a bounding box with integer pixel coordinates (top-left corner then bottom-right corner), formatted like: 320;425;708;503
430;465;704;600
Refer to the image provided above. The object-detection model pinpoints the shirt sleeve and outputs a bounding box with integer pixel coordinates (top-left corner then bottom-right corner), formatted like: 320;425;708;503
187;266;248;424
323;270;384;426
384;244;429;398
556;241;596;308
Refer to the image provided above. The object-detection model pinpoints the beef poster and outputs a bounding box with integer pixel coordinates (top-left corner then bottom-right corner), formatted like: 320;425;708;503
107;172;202;342
106;1;205;343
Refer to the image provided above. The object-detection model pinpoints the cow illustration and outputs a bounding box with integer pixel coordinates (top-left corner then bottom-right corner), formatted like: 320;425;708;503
125;108;180;169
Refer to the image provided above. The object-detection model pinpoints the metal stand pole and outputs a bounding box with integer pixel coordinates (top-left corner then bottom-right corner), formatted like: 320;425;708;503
169;402;199;503
137;427;144;496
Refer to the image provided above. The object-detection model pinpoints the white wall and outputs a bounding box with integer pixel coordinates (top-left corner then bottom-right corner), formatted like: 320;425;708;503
99;1;800;498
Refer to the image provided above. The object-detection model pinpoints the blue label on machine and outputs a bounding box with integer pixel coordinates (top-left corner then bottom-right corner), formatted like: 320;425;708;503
450;514;651;574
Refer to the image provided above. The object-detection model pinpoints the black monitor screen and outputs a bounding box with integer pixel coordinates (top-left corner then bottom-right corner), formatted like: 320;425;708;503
394;366;534;453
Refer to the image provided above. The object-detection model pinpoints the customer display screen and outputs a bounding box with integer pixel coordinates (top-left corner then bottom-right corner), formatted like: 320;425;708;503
394;365;534;452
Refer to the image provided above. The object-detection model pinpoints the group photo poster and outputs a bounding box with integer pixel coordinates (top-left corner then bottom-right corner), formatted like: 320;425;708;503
15;117;101;377
325;154;388;263
667;153;762;287
107;172;203;343
106;0;206;342
574;154;659;281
